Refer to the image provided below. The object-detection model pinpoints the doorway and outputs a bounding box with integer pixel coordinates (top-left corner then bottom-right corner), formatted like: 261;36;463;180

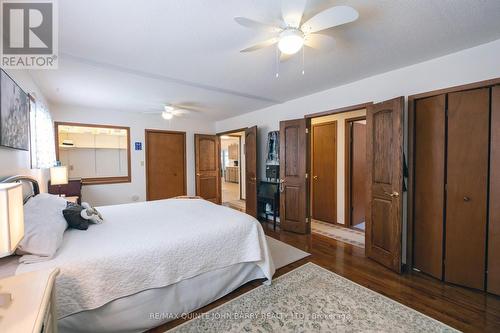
345;117;367;231
308;110;366;248
145;130;186;200
219;131;246;212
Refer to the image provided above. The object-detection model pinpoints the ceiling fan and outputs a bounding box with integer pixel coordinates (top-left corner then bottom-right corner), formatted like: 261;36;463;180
236;1;359;61
142;104;196;120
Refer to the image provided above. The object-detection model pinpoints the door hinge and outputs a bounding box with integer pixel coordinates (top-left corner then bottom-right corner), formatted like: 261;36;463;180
306;217;310;223
305;128;309;134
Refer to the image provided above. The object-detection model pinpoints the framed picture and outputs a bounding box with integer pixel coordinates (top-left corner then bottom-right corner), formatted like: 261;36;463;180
0;69;29;150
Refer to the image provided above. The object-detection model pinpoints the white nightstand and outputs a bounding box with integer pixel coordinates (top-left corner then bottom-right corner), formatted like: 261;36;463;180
0;268;60;333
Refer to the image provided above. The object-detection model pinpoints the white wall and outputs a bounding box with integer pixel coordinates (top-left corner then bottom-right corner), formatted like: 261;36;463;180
51;104;215;206
0;70;51;192
311;109;367;225
216;38;500;180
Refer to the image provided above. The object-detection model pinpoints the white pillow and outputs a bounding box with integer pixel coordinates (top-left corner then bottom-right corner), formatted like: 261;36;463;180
17;193;68;261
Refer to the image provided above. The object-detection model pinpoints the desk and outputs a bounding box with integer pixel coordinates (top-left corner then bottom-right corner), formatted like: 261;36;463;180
257;181;280;230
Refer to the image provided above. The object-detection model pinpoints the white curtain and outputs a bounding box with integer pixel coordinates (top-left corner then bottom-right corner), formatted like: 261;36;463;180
30;98;56;169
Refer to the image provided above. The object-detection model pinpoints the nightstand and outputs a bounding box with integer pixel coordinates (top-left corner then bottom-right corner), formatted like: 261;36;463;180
0;268;60;333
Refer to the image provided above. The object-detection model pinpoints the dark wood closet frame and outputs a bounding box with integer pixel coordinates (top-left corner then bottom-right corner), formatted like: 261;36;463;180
216;128;248;201
145;129;187;200
344;115;367;229
406;77;500;271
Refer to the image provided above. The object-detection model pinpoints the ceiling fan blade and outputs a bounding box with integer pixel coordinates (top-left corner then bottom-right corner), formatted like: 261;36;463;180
301;6;358;34
281;0;307;28
172;109;191;116
240;38;279;52
234;17;280;32
304;33;336;51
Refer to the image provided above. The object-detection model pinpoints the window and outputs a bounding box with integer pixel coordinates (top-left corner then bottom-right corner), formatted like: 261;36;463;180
54;122;131;185
29;95;56;169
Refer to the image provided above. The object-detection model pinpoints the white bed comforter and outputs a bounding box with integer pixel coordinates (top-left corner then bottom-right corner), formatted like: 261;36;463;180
16;199;275;318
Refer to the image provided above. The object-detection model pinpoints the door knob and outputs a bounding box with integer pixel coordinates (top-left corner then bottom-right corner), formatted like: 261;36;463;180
279;178;285;193
463;196;470;202
384;191;399;198
313;175;318;180
196;173;201;176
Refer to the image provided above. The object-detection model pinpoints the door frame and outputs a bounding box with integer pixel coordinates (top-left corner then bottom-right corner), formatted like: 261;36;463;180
407;77;500;270
344;116;367;229
145;129;187;201
305;102;372;228
311;120;338;224
216;127;248;203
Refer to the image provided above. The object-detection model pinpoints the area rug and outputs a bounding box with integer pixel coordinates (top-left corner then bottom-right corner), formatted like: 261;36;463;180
266;236;310;269
312;219;365;248
168;263;458;333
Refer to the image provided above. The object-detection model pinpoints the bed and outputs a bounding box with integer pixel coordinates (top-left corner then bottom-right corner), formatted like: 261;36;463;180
0;176;275;333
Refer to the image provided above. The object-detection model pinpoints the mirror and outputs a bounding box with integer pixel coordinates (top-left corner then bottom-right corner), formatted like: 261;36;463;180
55;122;131;185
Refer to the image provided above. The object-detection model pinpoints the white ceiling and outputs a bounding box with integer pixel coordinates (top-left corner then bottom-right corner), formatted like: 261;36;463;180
29;0;500;120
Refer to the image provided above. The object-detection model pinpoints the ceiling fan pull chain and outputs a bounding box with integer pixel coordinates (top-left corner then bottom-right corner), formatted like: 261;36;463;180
275;46;280;78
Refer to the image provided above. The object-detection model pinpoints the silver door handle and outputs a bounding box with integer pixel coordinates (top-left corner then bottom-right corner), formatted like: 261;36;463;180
279;179;285;193
384;191;399;198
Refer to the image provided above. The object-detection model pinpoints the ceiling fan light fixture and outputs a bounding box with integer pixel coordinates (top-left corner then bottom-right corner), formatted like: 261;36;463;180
278;28;304;55
162;111;173;120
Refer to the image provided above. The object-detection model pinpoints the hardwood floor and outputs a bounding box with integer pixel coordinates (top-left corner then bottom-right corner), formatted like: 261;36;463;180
150;222;500;333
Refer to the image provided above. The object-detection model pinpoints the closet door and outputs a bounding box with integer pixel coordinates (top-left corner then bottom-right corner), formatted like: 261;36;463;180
413;95;445;280
312;121;337;224
445;88;489;290
488;86;500;296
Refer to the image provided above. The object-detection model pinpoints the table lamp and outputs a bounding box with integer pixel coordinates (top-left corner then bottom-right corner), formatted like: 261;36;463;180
0;183;24;307
50;165;68;196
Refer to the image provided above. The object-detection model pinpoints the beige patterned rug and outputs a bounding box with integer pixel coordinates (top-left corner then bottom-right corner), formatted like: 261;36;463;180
168;263;458;333
312;219;365;248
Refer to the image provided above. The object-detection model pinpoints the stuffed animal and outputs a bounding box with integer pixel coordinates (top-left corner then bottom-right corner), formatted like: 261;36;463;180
80;202;104;224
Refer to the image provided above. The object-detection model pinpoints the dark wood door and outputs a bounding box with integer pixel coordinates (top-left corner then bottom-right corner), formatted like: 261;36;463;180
489;85;500;296
445;88;489;290
245;126;258;217
413;94;446;280
195;134;221;203
312;121;337;224
351;121;366;228
280;118;309;234
366;97;404;273
146;130;186;200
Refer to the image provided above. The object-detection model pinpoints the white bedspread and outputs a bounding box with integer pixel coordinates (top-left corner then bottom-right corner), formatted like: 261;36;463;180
16;199;275;319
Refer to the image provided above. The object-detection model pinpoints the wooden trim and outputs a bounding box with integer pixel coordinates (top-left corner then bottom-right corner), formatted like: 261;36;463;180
407;98;416;270
216;127;248;136
54;121;132;186
238;135;243;200
408;77;500;101
406;77;500;272
305;102;372;119
344;116;367;229
145;129;187;201
311;120;337;223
